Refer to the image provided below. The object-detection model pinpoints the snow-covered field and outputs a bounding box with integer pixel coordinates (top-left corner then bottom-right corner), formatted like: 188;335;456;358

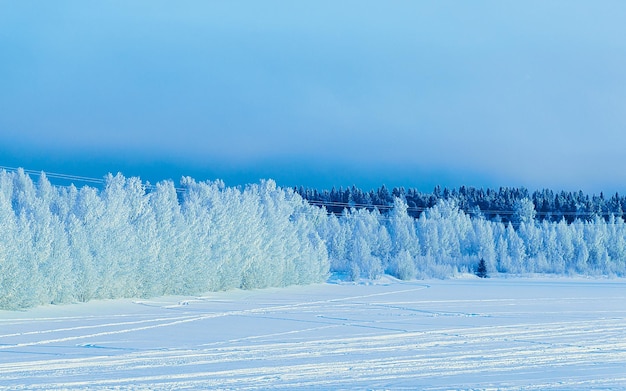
1;277;626;390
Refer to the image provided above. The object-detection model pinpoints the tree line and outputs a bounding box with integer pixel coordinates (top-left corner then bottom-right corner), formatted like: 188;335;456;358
295;185;626;224
2;168;626;310
0;169;329;310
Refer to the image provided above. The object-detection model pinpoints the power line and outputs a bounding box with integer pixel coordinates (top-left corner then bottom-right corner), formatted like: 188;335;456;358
1;166;622;219
0;165;106;185
304;198;619;218
0;166;187;193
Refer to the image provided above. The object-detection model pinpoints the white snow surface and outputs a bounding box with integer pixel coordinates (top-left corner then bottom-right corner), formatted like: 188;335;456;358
1;277;626;390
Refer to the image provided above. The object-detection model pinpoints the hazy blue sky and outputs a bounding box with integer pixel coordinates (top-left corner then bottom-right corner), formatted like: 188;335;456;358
2;1;626;193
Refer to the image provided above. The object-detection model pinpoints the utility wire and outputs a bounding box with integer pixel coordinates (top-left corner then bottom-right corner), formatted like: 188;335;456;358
305;198;618;218
1;166;622;219
0;165;188;193
0;165;106;185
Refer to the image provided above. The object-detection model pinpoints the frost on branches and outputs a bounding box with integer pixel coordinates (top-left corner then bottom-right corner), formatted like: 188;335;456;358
1;168;626;310
0;170;329;310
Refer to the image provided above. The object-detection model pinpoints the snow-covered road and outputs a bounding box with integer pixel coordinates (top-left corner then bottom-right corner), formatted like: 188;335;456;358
2;277;626;390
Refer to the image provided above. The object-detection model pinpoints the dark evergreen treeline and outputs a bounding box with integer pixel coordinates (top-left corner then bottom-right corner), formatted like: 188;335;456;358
296;185;626;224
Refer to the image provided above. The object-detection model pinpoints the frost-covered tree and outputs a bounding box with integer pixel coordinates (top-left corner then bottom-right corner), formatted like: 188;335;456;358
345;209;384;279
570;222;590;273
0;171;22;309
584;216;610;273
148;181;190;295
513;198;536;226
417;199;473;272
387;198;420;256
606;215;626;274
495;232;512;273
317;212;348;273
473;217;496;274
96;174;142;298
554;219;575;273
387;249;416;280
70;186;103;301
180;177;223;291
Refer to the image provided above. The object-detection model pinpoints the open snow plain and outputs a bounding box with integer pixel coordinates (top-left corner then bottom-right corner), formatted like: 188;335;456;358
1;277;626;390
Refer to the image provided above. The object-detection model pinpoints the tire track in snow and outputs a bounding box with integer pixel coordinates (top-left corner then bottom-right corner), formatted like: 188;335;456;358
2;317;626;390
2;281;626;390
0;286;429;350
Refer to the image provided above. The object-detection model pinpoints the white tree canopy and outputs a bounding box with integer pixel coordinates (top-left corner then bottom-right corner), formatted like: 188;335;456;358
1;168;625;310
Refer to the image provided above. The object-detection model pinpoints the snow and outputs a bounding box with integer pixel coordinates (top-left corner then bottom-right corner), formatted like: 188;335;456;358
2;277;626;390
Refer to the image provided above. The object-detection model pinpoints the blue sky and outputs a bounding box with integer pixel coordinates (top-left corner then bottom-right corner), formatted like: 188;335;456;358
2;1;626;193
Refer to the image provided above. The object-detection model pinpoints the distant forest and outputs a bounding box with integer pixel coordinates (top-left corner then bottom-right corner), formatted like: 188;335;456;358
295;185;626;224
